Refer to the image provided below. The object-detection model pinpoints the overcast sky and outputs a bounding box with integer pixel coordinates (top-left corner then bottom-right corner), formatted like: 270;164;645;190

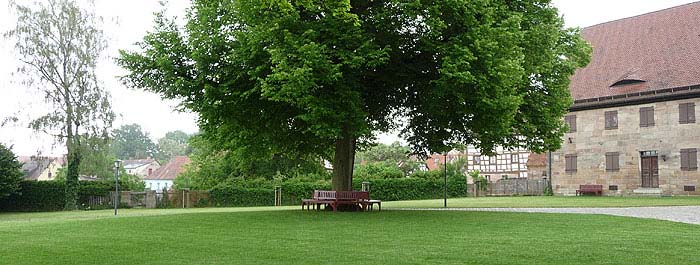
0;0;697;156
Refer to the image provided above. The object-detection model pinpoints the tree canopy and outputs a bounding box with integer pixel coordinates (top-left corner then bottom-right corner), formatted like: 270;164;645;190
157;130;193;162
111;124;160;160
118;0;590;191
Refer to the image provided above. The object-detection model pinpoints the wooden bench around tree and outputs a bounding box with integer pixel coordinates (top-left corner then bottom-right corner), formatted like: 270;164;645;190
576;184;603;196
301;190;380;212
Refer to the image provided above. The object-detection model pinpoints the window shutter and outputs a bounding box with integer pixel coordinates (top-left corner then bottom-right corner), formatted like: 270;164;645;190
691;149;698;170
572;155;577;172
605;111;618;129
689;103;696;123
565;115;577;132
680;104;688;123
647;108;654;126
681;149;689;171
640;108;646;127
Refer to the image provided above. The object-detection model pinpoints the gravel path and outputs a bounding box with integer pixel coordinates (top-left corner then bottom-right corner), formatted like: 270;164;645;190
391;206;700;225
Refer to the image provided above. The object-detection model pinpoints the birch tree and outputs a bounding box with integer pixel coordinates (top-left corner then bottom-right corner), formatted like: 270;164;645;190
5;0;115;210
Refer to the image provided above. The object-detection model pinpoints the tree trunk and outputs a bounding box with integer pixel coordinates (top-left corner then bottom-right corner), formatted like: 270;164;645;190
64;88;79;210
64;138;80;210
332;135;356;191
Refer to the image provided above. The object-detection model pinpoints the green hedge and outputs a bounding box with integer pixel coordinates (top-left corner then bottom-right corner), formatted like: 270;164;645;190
209;177;467;207
354;177;466;201
0;180;127;212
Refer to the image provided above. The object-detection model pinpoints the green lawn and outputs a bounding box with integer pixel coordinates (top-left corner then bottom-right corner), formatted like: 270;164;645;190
1;207;699;264
385;195;700;208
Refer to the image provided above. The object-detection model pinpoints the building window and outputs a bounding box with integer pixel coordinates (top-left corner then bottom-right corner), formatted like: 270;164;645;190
680;148;697;171
605;111;618;129
511;154;518;164
565;154;577;172
148;168;153;176
679;103;696;124
605;152;620;171
565;115;576;132
639;107;655;127
490;156;497;164
473;156;481;165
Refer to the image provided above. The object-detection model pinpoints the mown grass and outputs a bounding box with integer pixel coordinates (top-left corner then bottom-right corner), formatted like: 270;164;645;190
385;195;700;208
1;207;699;264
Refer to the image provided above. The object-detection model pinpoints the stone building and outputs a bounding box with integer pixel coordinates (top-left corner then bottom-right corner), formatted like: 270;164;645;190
551;3;700;196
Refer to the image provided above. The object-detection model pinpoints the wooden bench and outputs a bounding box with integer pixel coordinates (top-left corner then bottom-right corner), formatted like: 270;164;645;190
576;184;603;196
301;190;336;210
301;190;381;212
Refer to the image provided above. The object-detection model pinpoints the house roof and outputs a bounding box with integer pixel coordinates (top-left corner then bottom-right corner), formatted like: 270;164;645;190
570;2;700;100
18;156;63;180
526;153;546;168
123;158;158;169
146;156;191;180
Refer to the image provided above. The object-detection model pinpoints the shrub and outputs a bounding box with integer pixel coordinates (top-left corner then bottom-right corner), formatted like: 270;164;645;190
469;170;488;191
209;186;274;207
0;144;23;199
0;181;65;212
354;177;466;201
354;163;404;179
0;180;131;212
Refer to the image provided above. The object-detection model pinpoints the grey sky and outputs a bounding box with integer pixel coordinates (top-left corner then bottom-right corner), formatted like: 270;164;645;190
0;0;696;156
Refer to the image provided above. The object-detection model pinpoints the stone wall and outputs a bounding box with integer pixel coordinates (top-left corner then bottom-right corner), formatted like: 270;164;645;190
552;98;700;196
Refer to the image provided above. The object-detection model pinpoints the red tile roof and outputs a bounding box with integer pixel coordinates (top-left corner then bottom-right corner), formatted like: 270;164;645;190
146;156;191;180
570;2;700;100
526;153;546;168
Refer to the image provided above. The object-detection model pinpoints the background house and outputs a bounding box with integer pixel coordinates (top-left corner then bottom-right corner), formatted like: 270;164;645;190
123;158;160;178
552;2;700;195
426;147;531;183
145;156;191;191
17;156;64;181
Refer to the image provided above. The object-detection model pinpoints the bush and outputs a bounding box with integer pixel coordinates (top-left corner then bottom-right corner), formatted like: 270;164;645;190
354;177;466;201
209;186;275;207
354;163;404;179
0;144;23;199
208;176;467;207
0;181;65;212
0;180;131;212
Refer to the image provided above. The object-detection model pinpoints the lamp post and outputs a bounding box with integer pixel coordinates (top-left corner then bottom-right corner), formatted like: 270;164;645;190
444;153;447;208
114;160;122;216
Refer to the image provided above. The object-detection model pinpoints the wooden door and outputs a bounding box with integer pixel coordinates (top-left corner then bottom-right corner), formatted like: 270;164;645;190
641;156;659;188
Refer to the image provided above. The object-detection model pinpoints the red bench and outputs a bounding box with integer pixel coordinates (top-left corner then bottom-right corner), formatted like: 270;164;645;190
301;190;381;211
576;184;603;196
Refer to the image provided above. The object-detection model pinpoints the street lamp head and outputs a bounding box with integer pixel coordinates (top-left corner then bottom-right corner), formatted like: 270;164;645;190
114;159;122;169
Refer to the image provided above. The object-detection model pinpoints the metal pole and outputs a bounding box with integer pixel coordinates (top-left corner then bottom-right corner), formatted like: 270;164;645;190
548;151;553;193
114;160;121;216
444;153;447;208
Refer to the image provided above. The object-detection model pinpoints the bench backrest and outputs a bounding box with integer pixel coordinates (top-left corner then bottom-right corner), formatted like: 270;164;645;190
313;190;369;201
316;190;337;200
579;184;603;190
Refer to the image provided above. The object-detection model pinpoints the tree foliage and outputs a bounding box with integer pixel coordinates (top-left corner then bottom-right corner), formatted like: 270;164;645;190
156;130;193;163
6;0;115;209
0;144;23;199
118;0;590;191
175;134;328;190
355;142;422;176
111;124;160;160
